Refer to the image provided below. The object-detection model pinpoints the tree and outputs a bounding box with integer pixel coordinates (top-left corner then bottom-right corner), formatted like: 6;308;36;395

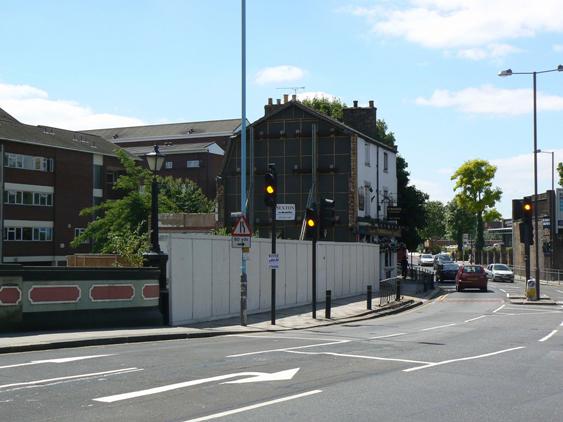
71;150;214;261
451;159;502;262
558;161;563;187
301;97;346;121
418;201;446;241
445;200;474;253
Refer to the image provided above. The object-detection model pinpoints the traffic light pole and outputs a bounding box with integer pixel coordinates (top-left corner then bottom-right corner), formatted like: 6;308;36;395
312;235;317;319
524;226;531;282
271;204;276;325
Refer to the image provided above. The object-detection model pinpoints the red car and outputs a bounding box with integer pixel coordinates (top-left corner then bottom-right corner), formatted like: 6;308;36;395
456;265;487;292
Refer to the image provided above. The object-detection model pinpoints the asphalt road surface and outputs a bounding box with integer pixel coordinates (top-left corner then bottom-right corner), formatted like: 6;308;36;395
2;280;562;422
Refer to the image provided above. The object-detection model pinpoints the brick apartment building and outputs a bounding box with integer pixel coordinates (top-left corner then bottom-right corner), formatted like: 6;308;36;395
86;119;242;200
0;107;124;265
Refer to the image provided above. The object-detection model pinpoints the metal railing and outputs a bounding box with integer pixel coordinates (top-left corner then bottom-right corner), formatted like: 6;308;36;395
379;276;400;306
510;265;562;285
407;265;435;292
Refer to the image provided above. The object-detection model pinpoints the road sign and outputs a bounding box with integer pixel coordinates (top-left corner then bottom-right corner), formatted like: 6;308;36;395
232;236;251;248
276;204;295;221
231;216;252;236
268;253;280;269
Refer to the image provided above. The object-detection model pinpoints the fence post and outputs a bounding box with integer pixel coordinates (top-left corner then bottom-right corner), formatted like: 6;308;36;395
395;278;401;301
367;285;372;309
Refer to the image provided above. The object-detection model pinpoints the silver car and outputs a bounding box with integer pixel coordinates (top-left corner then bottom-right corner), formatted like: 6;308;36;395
420;254;434;266
486;263;514;283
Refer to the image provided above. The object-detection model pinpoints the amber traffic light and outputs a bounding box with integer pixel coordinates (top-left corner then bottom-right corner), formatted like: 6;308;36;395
264;170;277;207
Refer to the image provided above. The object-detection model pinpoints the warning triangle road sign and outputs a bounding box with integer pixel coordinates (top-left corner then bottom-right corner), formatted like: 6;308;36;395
231;216;252;236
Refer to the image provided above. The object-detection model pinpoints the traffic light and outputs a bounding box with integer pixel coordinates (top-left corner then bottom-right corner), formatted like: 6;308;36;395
320;198;337;239
264;169;277;207
520;197;534;245
305;206;318;240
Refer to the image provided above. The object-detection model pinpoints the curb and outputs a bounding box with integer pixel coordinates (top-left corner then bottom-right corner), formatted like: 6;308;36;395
0;298;427;355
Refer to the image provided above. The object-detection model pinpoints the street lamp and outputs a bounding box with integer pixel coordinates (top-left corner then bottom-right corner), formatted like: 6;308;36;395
143;144;169;325
536;149;555;192
498;64;563;301
145;145;165;253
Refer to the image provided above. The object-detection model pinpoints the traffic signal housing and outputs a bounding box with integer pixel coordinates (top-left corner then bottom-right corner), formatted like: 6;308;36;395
264;170;277;208
519;197;534;245
305;206;318;240
320;198;337;239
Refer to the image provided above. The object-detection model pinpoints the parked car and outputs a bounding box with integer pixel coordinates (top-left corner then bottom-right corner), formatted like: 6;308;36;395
456;265;487;292
486;263;514;283
420;254;434;266
439;262;460;281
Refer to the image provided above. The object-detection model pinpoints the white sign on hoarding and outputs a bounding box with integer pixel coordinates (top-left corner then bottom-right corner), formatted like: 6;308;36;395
275;204;296;221
268;253;280;269
231;236;251;248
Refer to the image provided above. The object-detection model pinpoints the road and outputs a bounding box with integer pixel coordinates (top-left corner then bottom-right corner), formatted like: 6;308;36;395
2;280;562;422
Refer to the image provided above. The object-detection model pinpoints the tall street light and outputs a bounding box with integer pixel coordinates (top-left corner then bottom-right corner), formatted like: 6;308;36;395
536;149;555;192
144;144;169;324
498;64;563;301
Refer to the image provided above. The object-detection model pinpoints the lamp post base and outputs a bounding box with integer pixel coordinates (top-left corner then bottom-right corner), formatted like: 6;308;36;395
143;251;169;325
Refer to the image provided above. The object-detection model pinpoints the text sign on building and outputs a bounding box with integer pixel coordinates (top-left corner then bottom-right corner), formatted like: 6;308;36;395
231;216;252;248
275;204;296;221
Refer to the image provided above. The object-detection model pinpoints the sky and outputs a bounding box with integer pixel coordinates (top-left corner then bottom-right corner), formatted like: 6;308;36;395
0;0;562;218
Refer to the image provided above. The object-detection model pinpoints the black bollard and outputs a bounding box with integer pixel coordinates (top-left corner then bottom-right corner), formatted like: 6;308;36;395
367;285;372;310
325;290;332;319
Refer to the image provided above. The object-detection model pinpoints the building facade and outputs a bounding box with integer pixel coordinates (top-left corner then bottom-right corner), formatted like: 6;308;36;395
219;97;400;277
86;119;241;199
0;107;123;265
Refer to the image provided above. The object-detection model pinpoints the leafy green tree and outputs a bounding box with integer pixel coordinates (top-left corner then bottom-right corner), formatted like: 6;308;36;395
445;200;474;252
301;97;346;121
451;159;502;261
418;201;446;241
71;150;214;257
558;161;563;187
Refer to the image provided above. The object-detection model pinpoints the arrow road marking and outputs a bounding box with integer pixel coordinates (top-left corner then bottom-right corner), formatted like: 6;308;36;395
0;354;114;370
227;340;350;357
0;367;140;390
94;368;301;403
182;390;322;422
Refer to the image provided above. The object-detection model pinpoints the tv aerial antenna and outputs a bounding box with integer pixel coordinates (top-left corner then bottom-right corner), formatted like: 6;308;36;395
276;86;306;96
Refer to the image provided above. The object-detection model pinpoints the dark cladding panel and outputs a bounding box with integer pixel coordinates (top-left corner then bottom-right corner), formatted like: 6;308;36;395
284;156;300;174
285;138;299;155
318;175;334;193
254;139;267;157
284;175;300;194
318;137;335;154
268;139;284;156
318;155;334;169
334;174;349;192
335;136;351;154
300;139;312;156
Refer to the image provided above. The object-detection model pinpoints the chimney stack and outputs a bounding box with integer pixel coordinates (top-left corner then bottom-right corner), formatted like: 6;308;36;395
276;99;281;105
283;94;289;104
369;100;374;108
342;100;378;140
292;94;297;101
353;100;358;108
268;98;273;105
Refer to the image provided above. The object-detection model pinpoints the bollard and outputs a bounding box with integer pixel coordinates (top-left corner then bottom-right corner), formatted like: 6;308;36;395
325;290;332;319
367;285;372;310
396;278;401;302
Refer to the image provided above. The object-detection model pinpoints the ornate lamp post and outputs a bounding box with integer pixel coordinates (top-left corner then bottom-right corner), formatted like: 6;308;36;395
143;145;169;324
498;64;562;300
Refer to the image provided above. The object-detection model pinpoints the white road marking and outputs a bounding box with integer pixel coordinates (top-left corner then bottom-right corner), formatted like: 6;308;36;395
499;289;506;293
561;321;563;326
464;315;487;323
230;334;344;342
0;354;114;370
0;367;140;390
403;346;525;372
420;323;456;331
94;368;301;403
538;330;558;342
492;304;505;313
227;340;350;358
181;390;322;422
556;290;563;294
286;350;432;365
368;333;406;340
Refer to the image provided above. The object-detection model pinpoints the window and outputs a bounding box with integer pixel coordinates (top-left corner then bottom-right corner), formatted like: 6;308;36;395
5;153;53;172
364;142;370;167
364;184;371;217
3;190;53;206
358;188;365;211
186;160;200;168
383;152;389;172
4;226;53;241
74;227;89;244
165;161;173;169
93;165;103;189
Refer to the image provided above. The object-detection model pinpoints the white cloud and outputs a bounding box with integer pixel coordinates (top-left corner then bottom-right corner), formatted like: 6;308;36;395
254;65;305;85
348;0;563;59
0;82;143;130
416;85;563;115
457;44;522;60
553;44;563;52
410;177;454;203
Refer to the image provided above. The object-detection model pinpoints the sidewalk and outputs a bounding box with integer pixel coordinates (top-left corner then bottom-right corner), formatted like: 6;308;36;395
0;285;441;355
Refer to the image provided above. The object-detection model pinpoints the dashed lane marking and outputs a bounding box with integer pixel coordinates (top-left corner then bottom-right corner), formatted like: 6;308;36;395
420;323;456;332
465;315;487;323
539;330;558;342
227;340;351;358
492;304;505;313
285;350;432;365
368;333;406;340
